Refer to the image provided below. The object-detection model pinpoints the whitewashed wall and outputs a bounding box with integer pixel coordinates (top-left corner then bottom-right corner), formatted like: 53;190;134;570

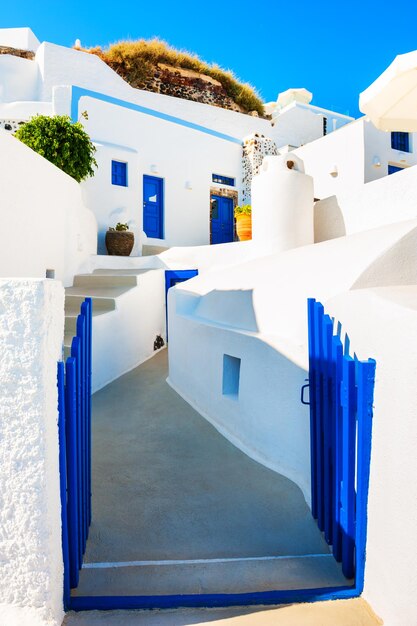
0;279;64;626
92;269;166;391
314;159;417;242
80;95;243;249
271;104;324;149
0;38;358;252
35;43;271;138
363;117;417;182
0;27;40;51
295;117;417;202
82;142;141;255
0;129;97;287
167;218;417;502
0;54;40;102
294;120;366;199
325;287;417;626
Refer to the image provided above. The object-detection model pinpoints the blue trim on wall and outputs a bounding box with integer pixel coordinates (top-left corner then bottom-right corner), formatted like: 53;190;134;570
165;270;198;340
69;584;358;612
71;87;242;145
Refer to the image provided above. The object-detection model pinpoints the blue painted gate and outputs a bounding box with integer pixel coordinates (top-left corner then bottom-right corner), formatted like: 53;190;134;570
58;298;93;608
305;299;376;583
210;195;234;244
143;175;164;239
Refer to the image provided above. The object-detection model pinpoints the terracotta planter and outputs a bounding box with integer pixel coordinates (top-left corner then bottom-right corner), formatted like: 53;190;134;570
105;230;134;256
236;214;252;241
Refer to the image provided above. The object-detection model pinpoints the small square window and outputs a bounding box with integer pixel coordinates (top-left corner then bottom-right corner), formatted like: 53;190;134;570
222;354;241;398
212;173;235;186
391;132;411;153
112;160;128;186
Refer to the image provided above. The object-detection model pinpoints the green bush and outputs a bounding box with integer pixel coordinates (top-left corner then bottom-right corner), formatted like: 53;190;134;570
15;115;97;183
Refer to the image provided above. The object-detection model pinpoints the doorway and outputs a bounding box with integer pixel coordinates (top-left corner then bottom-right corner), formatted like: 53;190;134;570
143;175;164;239
210;194;234;244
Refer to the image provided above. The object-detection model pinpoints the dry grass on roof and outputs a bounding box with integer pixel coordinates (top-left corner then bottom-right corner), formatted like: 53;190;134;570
76;38;264;116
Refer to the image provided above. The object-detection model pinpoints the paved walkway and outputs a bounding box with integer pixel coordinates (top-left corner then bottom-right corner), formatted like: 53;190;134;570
74;349;347;597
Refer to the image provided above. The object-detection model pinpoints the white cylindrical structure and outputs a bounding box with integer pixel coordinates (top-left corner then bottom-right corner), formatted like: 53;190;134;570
252;154;314;254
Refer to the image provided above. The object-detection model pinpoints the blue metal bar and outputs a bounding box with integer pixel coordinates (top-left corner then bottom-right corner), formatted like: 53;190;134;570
307;298;317;518
331;335;343;562
313;301;325;530
340;356;356;579
84;298;93;527
322;314;334;545
77;310;88;548
57;362;71;608
65;357;80;588
71;335;83;563
355;358;376;592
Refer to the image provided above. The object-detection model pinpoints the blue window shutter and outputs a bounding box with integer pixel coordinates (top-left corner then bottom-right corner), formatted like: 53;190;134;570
111;161;127;186
391;132;410;152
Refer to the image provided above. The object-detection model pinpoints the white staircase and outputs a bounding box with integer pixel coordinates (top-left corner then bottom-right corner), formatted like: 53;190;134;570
64;269;166;390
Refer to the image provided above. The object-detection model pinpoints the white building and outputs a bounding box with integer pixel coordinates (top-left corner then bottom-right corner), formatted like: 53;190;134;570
2;25;417;626
0;27;352;256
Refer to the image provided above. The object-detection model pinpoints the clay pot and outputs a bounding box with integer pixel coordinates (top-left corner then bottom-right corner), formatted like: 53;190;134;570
236;214;252;241
105;230;134;256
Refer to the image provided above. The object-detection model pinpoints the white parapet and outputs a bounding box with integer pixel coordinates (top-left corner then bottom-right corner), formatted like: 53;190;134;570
251;153;314;255
0;27;40;51
0;279;65;626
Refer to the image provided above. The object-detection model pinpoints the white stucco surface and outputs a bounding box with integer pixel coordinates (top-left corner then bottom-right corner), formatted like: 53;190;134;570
0;129;97;287
167;218;417;501
295;117;417;202
252;154;314;255
0;279;65;626
314;159;417;242
324;287;417;626
79;95;242;250
0;54;40;102
91;269;167;392
0;27;40;51
0;34;355;253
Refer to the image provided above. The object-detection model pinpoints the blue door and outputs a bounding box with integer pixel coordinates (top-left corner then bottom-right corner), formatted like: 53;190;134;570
143;175;164;239
211;195;234;244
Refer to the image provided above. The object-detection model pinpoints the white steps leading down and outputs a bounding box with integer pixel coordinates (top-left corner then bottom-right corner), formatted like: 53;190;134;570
64;269;162;362
64;268;166;391
73;554;350;597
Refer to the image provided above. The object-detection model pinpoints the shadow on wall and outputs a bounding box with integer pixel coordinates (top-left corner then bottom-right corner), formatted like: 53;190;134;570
314;196;346;243
168;306;312;500
194;289;259;332
353;225;417;289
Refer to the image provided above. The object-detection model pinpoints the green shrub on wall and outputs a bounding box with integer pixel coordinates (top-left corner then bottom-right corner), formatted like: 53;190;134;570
15;115;97;183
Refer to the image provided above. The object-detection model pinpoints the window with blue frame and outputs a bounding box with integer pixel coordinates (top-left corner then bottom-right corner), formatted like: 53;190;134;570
212;173;235;186
111;160;128;186
391;132;411;152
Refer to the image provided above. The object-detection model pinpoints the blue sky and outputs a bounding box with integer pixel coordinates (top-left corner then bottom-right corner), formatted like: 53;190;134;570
4;1;417;117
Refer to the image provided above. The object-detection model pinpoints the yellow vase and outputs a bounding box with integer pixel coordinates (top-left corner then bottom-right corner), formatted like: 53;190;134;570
236;214;252;241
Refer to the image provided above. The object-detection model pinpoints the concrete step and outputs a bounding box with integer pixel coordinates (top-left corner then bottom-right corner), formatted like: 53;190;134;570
91;268;161;276
66;285;133;299
74;274;139;288
73;554;350;597
64;308;109;335
65;295;116;315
